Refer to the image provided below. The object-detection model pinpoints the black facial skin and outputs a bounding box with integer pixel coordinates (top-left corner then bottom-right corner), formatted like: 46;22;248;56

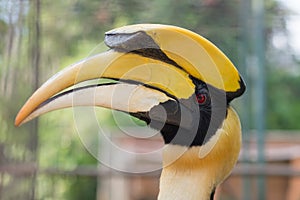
131;76;227;147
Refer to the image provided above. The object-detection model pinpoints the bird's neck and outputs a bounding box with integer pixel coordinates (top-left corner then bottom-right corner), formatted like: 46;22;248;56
158;107;242;200
158;166;215;200
157;145;216;200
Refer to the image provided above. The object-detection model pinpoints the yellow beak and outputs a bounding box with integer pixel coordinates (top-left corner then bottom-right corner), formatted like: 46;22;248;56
15;24;245;126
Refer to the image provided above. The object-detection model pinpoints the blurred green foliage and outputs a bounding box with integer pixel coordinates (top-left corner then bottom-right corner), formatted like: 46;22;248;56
267;70;300;129
0;0;299;199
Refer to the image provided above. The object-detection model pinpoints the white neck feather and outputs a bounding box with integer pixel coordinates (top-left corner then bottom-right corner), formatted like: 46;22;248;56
157;146;215;200
158;167;214;200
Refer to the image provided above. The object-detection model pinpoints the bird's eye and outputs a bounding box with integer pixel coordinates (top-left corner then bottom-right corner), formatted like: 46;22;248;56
196;93;207;105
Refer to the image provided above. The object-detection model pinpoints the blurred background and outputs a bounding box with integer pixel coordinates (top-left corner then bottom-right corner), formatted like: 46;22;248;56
1;0;300;199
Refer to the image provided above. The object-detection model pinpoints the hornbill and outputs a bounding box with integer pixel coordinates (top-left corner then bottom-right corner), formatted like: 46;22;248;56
15;24;245;200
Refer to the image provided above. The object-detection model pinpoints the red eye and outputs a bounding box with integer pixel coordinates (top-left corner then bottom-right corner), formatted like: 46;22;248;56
196;93;207;105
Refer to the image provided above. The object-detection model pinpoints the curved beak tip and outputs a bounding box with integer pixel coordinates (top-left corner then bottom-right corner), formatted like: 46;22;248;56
15;110;25;127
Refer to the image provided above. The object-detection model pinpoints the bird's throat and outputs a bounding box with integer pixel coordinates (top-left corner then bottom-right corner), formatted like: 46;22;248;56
157;107;242;200
157;145;216;200
158;166;215;200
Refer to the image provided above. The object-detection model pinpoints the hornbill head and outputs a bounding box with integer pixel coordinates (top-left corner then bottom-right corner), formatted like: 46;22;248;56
15;24;245;198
